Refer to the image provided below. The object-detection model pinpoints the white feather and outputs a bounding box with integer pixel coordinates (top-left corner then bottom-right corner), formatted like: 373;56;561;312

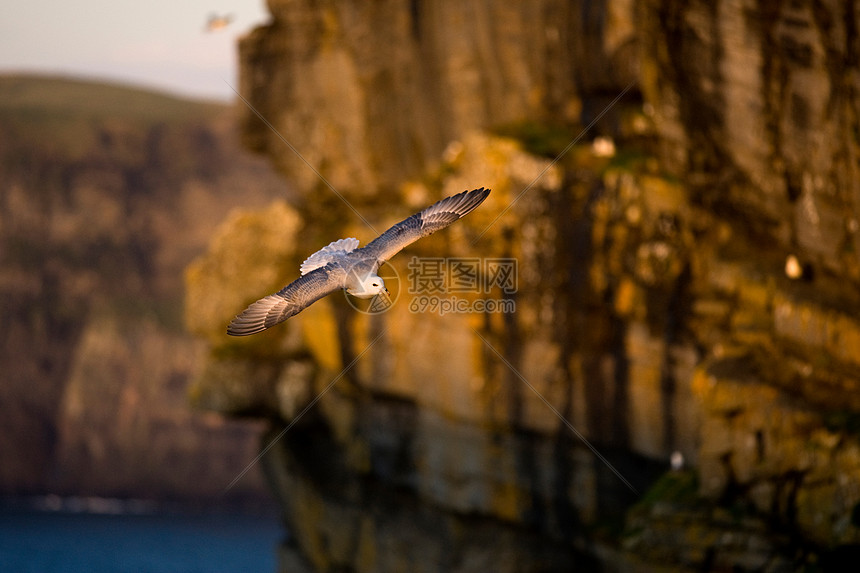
300;237;360;275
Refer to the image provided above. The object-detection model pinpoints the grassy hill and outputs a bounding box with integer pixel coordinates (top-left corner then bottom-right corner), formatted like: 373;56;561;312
0;74;226;159
0;73;223;121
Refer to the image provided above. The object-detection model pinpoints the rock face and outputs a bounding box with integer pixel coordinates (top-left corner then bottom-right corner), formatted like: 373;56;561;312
236;0;636;196
0;75;284;501
188;0;860;570
639;0;860;277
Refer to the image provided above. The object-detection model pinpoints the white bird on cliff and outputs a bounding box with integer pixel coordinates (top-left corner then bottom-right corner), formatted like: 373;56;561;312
227;187;491;336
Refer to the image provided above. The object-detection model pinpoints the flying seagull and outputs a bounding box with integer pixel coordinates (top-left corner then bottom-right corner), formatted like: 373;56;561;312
227;187;491;336
204;13;234;32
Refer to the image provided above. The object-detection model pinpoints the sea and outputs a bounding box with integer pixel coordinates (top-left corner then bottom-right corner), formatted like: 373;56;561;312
0;497;283;573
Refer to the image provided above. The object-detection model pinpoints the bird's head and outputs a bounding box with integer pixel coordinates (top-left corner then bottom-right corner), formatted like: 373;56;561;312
346;272;389;300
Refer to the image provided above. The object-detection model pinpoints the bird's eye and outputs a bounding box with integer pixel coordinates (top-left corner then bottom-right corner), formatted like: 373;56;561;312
372;283;378;287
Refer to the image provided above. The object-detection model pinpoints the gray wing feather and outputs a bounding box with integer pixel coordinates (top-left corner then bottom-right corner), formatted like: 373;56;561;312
227;264;345;336
361;187;490;263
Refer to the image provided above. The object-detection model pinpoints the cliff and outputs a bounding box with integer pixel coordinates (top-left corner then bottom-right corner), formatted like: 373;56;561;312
0;74;284;502
187;0;860;570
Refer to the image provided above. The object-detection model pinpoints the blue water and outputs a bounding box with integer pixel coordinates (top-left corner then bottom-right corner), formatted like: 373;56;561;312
0;506;282;573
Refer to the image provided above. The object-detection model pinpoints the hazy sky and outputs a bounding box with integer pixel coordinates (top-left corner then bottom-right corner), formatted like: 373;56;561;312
0;1;270;101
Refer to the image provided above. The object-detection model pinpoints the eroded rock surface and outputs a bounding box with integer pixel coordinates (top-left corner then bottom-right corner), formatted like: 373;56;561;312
188;0;860;570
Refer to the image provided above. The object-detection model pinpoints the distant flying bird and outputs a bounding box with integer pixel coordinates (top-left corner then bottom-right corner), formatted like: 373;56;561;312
227;188;491;336
204;13;234;32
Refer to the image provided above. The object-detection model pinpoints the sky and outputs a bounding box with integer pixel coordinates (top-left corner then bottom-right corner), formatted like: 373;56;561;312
0;1;270;102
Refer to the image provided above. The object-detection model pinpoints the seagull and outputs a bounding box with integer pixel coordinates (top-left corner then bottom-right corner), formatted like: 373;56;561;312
204;13;234;32
227;187;491;336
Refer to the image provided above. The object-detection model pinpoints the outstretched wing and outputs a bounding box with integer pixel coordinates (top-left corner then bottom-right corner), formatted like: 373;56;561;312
360;187;490;263
227;264;345;336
